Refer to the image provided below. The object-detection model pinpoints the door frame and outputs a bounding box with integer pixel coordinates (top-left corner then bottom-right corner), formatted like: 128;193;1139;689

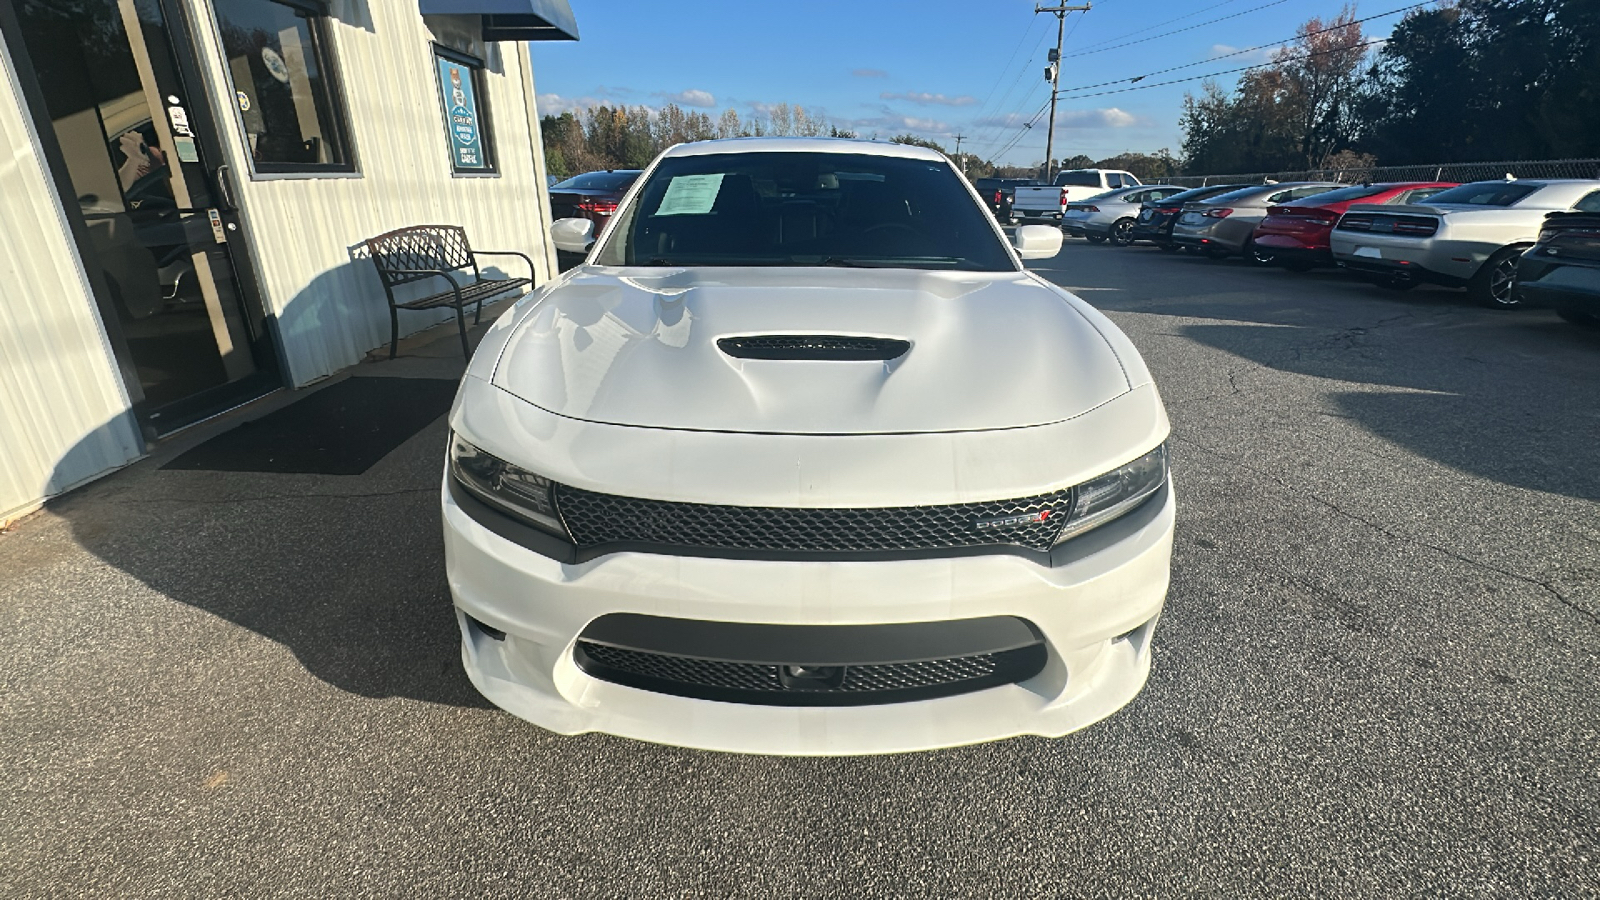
0;0;285;438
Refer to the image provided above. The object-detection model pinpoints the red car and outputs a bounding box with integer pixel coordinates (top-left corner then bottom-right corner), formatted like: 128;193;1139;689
1252;182;1458;271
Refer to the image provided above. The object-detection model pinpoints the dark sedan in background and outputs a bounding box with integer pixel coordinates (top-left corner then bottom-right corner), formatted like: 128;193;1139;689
1517;192;1600;327
1128;183;1251;249
550;169;641;269
973;176;1040;223
549;169;643;234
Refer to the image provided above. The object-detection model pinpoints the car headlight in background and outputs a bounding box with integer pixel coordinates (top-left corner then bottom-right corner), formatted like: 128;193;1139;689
1055;443;1168;544
450;434;569;538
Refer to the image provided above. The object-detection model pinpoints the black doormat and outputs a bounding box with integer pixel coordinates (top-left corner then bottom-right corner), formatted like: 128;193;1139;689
163;377;458;475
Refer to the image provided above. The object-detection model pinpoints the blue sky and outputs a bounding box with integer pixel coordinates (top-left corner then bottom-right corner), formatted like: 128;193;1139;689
531;0;1419;166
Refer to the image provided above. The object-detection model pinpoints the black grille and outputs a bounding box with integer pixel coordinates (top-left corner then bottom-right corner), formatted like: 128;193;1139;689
717;335;910;361
554;485;1072;556
574;641;1046;706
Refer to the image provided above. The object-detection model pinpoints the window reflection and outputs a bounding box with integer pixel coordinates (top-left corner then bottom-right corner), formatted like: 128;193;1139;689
213;0;352;171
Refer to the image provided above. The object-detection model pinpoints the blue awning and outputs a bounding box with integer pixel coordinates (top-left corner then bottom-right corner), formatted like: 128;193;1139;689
418;0;580;42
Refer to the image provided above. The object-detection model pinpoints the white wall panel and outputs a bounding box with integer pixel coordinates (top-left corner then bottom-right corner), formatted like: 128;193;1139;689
0;40;142;524
184;0;556;386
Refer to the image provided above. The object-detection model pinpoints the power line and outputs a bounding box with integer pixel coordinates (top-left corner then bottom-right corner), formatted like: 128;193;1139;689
1070;0;1244;54
968;13;1049;130
1074;0;1294;58
968;26;1057;150
1055;3;1428;95
1056;36;1390;101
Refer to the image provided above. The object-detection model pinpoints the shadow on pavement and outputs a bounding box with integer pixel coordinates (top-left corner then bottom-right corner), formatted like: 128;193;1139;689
40;296;523;709
1054;245;1600;502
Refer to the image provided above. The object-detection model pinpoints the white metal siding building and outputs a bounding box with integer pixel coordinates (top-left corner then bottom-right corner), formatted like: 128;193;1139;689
0;0;577;523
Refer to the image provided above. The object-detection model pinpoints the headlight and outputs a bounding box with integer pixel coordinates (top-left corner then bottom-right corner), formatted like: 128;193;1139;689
450;434;569;538
1054;443;1168;544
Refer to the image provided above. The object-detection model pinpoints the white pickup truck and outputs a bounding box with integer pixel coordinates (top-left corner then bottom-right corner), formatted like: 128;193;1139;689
1012;169;1142;223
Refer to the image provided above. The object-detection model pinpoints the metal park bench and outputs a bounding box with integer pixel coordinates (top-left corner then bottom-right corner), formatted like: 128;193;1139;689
364;224;535;358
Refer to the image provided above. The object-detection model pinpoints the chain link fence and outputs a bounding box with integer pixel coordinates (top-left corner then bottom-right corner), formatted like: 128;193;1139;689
1165;158;1600;188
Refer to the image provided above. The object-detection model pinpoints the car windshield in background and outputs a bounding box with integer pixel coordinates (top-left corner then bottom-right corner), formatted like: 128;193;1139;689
1572;190;1600;213
1056;171;1101;187
1289;185;1388;205
1423;182;1540;206
593;151;1015;271
1160;185;1248;205
553;171;639;190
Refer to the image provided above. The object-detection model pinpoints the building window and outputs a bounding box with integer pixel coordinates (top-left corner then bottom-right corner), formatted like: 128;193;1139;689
433;47;496;174
213;0;354;173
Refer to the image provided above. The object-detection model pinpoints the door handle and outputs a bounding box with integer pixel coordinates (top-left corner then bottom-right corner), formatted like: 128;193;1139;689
213;164;236;211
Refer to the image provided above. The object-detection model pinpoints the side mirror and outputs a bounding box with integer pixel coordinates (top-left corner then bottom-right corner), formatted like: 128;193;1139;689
1013;224;1063;260
550;217;596;255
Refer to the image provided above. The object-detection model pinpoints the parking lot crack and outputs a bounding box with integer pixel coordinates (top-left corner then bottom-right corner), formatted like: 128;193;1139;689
1173;434;1598;626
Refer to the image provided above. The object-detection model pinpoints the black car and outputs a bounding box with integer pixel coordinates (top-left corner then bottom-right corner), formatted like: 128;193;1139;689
1128;183;1251;249
1517;191;1600;327
973;177;1040;222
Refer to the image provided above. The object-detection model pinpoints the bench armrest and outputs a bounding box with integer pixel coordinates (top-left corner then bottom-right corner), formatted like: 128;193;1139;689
470;249;536;282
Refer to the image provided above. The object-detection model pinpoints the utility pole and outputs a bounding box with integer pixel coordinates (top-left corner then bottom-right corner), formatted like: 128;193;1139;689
1035;2;1090;183
952;133;965;174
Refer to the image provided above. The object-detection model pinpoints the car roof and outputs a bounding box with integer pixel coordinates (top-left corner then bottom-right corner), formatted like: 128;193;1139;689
661;137;947;162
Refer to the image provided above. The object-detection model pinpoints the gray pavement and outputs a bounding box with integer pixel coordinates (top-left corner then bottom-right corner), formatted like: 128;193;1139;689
2;246;1598;898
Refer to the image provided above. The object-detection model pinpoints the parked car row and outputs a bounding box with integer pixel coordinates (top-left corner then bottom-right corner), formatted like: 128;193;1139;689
1063;177;1600;326
1013;168;1144;223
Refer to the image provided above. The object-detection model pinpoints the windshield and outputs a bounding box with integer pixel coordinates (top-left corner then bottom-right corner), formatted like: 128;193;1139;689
553;171;640;191
593;151;1015;271
1160;185;1249;205
1423;182;1540;206
1054;170;1101;187
1290;185;1388;205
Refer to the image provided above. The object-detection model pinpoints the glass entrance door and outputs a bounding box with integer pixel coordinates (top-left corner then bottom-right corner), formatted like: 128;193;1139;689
14;0;278;433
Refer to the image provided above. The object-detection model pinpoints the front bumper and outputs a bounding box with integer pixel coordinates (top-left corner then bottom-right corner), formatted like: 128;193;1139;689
444;476;1175;756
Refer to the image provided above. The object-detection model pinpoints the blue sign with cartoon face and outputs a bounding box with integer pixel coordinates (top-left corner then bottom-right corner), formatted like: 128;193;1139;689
437;56;486;170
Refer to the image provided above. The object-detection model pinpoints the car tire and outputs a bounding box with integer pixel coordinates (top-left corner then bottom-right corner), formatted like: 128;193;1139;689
1557;309;1600;328
1108;218;1136;246
1245;240;1275;267
1085;234;1108;245
1470;245;1528;309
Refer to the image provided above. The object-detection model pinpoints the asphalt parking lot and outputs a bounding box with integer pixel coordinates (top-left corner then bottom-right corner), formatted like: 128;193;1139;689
3;241;1598;898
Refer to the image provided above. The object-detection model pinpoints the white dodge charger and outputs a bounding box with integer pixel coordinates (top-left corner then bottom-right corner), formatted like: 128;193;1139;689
442;138;1173;755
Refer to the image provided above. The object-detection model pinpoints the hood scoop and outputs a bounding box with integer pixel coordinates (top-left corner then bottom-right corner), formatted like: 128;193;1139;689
717;334;911;361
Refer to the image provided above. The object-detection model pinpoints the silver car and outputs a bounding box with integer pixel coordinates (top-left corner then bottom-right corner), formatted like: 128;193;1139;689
1169;182;1343;262
1331;178;1600;307
1061;185;1186;245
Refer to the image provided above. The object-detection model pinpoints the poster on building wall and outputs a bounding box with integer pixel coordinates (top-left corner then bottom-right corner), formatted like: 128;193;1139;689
436;55;486;171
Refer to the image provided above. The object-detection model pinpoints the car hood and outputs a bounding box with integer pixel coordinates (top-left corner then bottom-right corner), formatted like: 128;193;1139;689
490;266;1132;434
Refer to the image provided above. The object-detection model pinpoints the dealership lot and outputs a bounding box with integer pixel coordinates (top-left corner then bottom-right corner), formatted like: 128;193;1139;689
2;243;1597;897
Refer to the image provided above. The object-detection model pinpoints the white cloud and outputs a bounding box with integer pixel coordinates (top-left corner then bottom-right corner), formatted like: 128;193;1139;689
973;112;1035;129
880;91;977;107
1055;107;1145;128
659;88;717;108
1209;43;1281;66
537;93;606;115
847;106;953;135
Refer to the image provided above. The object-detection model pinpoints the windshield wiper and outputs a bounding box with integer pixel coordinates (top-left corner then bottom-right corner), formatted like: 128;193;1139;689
817;256;963;269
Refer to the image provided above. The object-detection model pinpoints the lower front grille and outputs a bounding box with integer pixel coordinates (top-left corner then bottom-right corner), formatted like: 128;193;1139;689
574;640;1047;707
